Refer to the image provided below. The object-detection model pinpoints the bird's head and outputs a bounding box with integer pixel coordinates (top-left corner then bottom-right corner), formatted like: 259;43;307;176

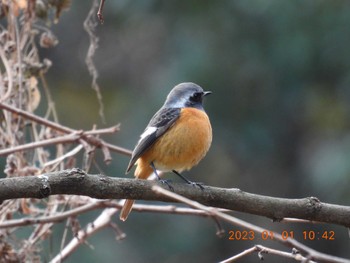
163;82;211;110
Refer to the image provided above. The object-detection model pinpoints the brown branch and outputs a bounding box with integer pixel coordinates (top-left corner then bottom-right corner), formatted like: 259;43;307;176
0;169;349;228
0;133;80;156
0;102;132;157
0;48;13;102
220;245;316;262
84;0;105;122
0;102;74;134
220;246;257;263
0;125;121;157
153;186;349;263
50;208;118;263
0;199;228;229
43;145;84;168
97;0;106;24
84;125;120;135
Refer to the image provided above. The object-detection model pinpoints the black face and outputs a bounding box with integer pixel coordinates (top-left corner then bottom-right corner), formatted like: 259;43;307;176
189;92;203;104
185;91;204;108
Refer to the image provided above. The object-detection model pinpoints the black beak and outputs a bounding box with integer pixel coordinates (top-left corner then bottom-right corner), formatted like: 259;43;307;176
203;91;212;96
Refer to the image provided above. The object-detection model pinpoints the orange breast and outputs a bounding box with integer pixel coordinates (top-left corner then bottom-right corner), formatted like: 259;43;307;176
136;107;212;178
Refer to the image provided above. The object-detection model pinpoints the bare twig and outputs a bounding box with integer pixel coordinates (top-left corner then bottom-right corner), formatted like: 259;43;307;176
220;245;316;263
97;0;106;24
84;124;120;135
0;125;121;157
50;208;118;263
220;246;257;263
0;102;132;157
0;48;13;102
153;186;350;263
0;102;75;133
43;145;84;168
84;0;105;123
0;200;229;229
0;133;80;156
280;218;323;224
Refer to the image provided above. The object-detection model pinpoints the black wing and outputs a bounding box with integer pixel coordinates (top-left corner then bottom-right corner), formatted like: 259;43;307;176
126;107;181;173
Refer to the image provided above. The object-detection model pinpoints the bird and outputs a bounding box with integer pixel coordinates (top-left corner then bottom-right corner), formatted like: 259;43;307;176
120;82;212;221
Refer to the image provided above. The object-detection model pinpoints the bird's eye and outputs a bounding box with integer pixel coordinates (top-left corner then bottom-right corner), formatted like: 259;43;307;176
190;92;202;103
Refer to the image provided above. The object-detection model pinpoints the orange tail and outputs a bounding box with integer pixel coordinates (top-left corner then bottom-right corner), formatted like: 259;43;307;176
120;158;153;221
120;199;135;221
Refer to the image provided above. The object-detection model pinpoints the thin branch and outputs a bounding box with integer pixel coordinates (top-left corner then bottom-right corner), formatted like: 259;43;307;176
0;48;13;102
0;102;75;133
0;102;132;157
152;186;350;263
43;144;84;168
220;246;257;263
0;169;349;228
84;124;120;135
220;245;316;263
84;0;105;122
97;0;106;24
280;218;323;224
0;200;229;229
12;4;24;103
0;125;120;157
50;208;118;263
0;133;80;156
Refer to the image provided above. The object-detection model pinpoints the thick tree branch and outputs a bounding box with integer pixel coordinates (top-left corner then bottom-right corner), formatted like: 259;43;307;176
0;169;349;228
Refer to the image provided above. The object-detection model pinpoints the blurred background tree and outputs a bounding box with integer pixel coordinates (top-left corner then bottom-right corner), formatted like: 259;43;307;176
1;0;350;262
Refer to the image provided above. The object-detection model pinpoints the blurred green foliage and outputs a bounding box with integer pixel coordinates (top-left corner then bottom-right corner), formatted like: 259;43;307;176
36;0;350;261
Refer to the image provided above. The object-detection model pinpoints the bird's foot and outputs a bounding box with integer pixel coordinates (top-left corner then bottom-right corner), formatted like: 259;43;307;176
171;170;205;190
187;181;205;190
158;179;174;191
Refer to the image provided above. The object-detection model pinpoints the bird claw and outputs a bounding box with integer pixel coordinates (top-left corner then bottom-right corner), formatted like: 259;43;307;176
159;179;174;191
188;181;205;190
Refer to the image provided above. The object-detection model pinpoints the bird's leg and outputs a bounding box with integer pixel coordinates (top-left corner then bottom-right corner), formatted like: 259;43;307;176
150;162;174;191
172;170;204;190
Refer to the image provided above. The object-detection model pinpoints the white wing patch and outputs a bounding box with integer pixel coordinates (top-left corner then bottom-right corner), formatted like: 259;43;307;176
140;126;157;140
